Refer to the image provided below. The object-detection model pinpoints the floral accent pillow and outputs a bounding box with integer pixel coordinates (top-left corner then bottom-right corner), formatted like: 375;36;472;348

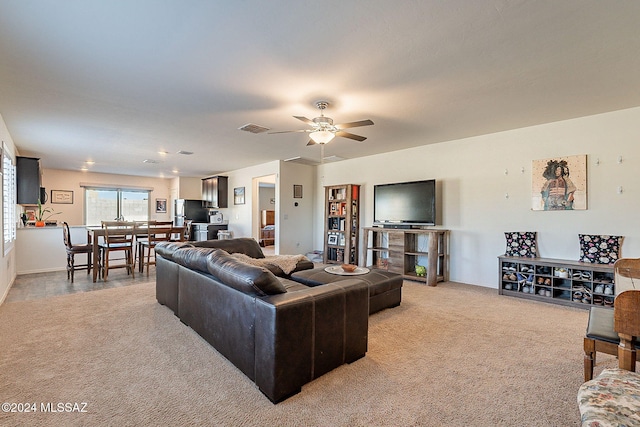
505;232;538;258
578;234;623;264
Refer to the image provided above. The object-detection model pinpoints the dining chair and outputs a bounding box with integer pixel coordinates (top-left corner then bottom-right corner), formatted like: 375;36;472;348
134;220;165;270
170;220;191;242
614;289;640;371
62;222;92;283
133;220;151;269
583;258;640;380
99;220;136;281
577;289;640;425
137;221;173;276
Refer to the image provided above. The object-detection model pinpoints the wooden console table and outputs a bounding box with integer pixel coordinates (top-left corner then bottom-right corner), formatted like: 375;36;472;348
362;227;449;286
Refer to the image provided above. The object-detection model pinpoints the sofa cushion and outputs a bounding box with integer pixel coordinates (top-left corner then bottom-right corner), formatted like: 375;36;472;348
172;246;218;274
578;368;640;426
155;241;194;261
192;237;265;259
279;277;311;293
206;250;286;296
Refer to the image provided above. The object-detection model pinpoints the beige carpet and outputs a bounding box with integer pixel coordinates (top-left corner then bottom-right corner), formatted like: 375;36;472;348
0;280;619;426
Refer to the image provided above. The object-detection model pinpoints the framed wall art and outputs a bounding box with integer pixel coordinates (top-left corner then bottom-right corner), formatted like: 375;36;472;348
155;198;167;213
234;187;245;205
293;184;303;198
24;208;36;221
51;190;74;204
531;154;587;211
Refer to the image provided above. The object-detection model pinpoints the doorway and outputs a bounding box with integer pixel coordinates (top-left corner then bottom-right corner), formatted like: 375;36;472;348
253;174;277;254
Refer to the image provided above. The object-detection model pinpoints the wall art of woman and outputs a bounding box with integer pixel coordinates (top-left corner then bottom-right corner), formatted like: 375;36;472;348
540;160;577;210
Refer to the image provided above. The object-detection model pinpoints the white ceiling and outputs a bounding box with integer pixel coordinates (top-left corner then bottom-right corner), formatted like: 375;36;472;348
1;1;640;178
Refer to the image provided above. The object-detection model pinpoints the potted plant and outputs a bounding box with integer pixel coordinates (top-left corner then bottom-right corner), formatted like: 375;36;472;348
34;199;59;227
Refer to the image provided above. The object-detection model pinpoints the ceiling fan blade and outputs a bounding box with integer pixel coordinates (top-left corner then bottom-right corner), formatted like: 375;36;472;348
293;116;315;125
306;140;317;146
335;119;374;129
335;131;367;142
267;129;309;134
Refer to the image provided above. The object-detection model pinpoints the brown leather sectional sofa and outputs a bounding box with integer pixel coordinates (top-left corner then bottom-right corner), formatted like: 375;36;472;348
155;239;370;403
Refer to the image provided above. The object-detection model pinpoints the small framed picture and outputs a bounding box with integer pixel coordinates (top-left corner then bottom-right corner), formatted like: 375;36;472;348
155;198;167;213
293;184;303;198
234;187;245;205
328;234;338;245
51;190;74;204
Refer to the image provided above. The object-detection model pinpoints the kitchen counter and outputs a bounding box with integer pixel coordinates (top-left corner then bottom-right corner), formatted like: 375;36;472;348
191;222;228;241
17;225;91;274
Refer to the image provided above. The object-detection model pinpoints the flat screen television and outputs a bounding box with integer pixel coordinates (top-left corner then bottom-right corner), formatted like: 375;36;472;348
373;179;436;227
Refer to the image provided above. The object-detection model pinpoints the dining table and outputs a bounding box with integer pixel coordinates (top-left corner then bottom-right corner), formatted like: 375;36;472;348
86;225;186;282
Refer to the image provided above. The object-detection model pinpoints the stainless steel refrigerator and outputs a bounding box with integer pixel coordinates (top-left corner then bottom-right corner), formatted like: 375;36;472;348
174;199;208;227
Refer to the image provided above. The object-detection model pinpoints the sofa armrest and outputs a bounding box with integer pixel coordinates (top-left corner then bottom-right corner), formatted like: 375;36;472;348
254;279;369;403
156;255;180;314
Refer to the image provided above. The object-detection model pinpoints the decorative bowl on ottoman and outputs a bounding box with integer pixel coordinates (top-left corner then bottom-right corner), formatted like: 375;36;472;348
342;264;358;273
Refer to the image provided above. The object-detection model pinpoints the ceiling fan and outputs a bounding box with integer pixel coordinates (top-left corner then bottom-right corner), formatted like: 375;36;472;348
268;101;374;145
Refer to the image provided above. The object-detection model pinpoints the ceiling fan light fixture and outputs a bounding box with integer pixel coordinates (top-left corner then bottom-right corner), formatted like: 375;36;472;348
310;130;335;144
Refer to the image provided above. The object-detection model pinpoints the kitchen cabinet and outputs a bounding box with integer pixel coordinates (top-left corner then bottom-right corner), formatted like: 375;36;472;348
17;156;42;205
201;176;228;208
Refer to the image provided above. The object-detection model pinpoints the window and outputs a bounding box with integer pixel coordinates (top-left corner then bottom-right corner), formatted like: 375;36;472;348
84;188;150;226
2;146;16;254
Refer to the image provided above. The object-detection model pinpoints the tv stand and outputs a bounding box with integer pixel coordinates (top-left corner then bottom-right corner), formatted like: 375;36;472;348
362;227;449;286
382;224;412;229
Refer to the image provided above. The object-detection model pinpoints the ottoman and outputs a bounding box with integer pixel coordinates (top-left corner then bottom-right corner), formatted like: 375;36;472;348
290;267;403;315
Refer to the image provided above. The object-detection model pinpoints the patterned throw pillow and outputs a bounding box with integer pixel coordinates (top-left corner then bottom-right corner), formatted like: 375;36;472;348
578;235;623;264
505;232;538;258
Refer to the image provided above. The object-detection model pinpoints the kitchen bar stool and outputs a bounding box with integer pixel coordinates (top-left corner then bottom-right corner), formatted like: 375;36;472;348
137;221;173;275
99;221;136;281
62;222;92;283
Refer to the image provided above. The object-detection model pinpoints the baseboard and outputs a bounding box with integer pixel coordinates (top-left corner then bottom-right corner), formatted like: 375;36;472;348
0;276;13;306
17;267;66;275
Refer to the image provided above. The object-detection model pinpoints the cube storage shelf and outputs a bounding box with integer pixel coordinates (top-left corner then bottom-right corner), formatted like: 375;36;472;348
498;255;616;309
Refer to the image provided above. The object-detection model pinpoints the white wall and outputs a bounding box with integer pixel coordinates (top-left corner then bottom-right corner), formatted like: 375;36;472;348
221;160;315;255
259;185;275;211
278;161;315;255
41;169;173;225
221;161;279;241
0;114;17;303
177;177;203;200
169;176;203;217
316;107;640;288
